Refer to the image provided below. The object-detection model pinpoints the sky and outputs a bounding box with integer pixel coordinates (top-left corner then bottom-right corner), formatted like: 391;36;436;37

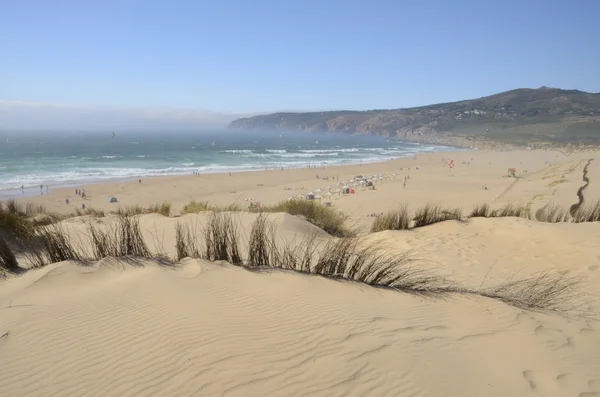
2;0;600;128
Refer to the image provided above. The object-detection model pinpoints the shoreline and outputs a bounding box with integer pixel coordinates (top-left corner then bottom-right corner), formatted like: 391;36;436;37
10;148;599;234
0;144;463;200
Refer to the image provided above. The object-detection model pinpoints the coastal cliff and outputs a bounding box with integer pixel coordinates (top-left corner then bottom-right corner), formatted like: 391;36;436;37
229;87;600;147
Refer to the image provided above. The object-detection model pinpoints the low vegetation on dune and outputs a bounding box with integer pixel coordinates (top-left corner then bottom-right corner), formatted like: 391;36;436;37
87;214;153;260
571;200;600;223
175;222;201;261
535;203;570;223
479;270;585;312
0;208;586;313
413;204;462;228
0;235;19;272
33;223;82;266
112;202;171;217
370;205;411;233
201;212;242;264
258;200;353;237
73;207;105;218
469;203;532;219
181;200;211;214
180;200;241;214
0;200;53;238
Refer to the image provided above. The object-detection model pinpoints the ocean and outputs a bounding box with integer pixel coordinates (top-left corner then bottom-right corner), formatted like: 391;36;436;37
0;130;457;197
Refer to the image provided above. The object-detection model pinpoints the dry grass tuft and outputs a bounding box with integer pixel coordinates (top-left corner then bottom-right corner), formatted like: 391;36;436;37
535;203;570;223
35;223;82;264
87;215;152;260
469;203;491;218
480;270;585;312
0;235;19;272
571;200;600;223
73;207;105;217
112;202;171;217
181;200;211;214
413;204;462;228
489;204;532;219
260;200;352;237
370;205;411;232
147;202;171;217
174;221;201;261
201;212;242;265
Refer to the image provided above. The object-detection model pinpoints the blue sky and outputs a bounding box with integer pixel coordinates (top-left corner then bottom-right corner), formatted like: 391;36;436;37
2;0;600;114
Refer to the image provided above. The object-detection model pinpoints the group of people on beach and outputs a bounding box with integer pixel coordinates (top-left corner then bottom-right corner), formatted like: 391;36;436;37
75;188;86;199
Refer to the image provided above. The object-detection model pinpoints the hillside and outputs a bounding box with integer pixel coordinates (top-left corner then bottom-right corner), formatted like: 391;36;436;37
228;87;600;147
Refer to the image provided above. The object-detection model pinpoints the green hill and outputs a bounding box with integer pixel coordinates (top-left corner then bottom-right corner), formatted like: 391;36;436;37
228;87;600;146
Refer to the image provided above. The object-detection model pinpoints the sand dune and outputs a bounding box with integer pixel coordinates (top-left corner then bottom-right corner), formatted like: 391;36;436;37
2;149;600;396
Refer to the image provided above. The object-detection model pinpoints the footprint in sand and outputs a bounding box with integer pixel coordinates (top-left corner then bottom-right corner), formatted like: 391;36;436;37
523;370;537;390
556;373;573;387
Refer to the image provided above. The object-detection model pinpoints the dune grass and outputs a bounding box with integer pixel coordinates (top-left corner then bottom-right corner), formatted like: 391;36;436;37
571;200;600;223
201;212;242;264
413;204;462;228
259;200;352;237
468;203;532;220
0;200;47;238
469;203;491;218
73;207;105;217
34;223;82;265
489;204;532;219
112;202;171;217
87;214;152;260
535;203;570;223
370;205;411;232
181;200;211;214
180;200;242;214
0;235;19;272
174;221;201;261
479;270;584;312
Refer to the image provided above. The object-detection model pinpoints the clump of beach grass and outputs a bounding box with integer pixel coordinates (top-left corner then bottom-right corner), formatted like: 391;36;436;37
174;221;202;261
0;235;19;272
571;200;600;223
35;223;82;264
260;200;352;237
73;207;105;218
535;203;570;223
479;270;585;312
489;203;531;219
201;212;242;265
370;205;411;232
87;214;152;260
181;200;211;214
469;203;491;218
112;202;171;217
413;204;462;228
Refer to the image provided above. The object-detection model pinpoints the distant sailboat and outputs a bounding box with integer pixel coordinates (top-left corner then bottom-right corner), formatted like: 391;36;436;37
211;141;215;146
316;140;319;145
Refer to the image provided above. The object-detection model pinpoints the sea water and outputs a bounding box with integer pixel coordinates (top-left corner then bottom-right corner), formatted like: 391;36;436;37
0;130;457;197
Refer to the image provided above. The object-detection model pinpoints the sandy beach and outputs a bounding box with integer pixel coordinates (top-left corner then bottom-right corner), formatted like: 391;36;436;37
13;148;600;227
2;148;600;396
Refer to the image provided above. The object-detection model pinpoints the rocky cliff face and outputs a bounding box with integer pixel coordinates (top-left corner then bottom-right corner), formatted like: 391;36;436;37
228;88;600;146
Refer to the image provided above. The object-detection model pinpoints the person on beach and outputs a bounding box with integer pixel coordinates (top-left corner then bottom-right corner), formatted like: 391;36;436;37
82;203;86;210
65;198;69;205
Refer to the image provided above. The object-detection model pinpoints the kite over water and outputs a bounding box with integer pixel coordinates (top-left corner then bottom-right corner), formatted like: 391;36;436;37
112;132;116;138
